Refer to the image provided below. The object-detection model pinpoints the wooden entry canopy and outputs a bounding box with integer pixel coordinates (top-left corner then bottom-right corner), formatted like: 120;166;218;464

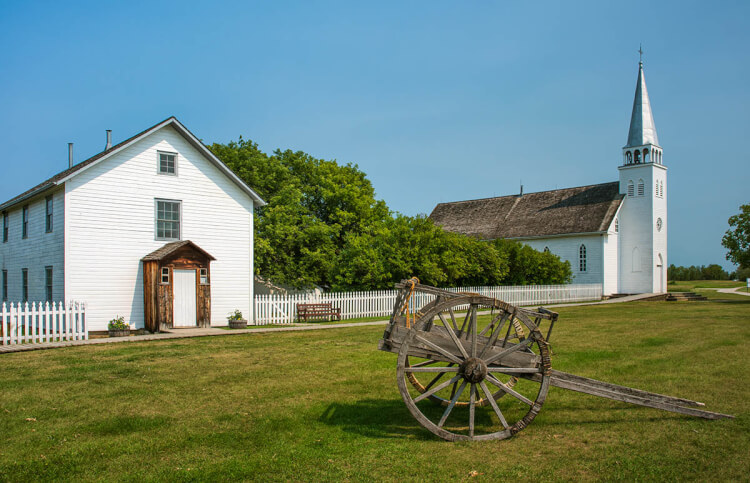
142;240;215;333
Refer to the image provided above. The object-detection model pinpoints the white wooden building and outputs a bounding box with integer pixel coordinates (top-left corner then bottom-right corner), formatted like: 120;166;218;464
430;61;667;295
0;117;265;332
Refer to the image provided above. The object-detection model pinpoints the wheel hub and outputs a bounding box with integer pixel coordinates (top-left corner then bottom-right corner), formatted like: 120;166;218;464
460;357;488;383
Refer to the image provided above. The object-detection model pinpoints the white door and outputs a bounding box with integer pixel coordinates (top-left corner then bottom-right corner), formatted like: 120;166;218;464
173;269;197;327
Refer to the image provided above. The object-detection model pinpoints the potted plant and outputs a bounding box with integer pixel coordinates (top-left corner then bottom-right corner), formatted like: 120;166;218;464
108;315;130;337
227;309;248;329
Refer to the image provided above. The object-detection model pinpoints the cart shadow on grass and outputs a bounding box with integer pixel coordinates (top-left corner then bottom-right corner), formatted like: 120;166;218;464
318;397;695;441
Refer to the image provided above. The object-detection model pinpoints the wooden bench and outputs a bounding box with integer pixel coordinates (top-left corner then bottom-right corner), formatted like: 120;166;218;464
296;302;341;323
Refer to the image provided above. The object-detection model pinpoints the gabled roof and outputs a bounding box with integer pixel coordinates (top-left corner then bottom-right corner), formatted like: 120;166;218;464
626;62;659;148
0;116;266;211
141;240;216;261
429;182;624;240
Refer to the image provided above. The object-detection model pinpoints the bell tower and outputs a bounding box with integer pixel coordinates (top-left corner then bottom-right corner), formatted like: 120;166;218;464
618;54;668;293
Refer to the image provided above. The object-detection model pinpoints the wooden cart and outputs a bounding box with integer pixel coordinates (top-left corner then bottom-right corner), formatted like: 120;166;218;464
378;279;733;441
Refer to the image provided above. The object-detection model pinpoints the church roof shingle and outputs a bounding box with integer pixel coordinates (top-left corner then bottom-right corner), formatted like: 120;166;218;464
429;182;624;240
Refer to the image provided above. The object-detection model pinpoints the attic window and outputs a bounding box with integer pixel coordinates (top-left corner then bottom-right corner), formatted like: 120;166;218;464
158;152;177;175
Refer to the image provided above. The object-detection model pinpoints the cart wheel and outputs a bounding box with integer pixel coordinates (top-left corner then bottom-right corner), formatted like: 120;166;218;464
397;295;551;441
405;316;526;407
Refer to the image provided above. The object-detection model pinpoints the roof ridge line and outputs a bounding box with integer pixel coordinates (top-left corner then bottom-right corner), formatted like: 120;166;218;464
434;181;619;206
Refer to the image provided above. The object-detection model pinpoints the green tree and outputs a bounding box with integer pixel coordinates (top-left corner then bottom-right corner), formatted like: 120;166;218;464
209;138;572;290
722;204;750;269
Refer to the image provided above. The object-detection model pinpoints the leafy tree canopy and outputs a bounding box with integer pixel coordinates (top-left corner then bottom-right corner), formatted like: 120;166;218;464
209;138;572;290
722;204;750;269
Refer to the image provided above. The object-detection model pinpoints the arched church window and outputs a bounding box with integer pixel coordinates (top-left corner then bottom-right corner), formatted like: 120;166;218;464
543;247;550;253
626;151;632;164
627;181;634;197
643;149;649;163
614;218;619;233
579;244;587;272
637;179;645;196
634;151;641;163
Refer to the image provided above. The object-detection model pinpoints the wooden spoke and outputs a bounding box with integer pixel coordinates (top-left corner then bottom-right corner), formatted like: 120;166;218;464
479;313;511;358
405;366;460;373
438;312;470;359
414;334;464;364
457;308;471;338
486;374;534;406
480;381;509;429
438;380;467;428
479;312;505;337
423;365;453;391
469;383;476;437
484;338;533;366
501;317;514;348
470;306;478;357
448;308;459;331
413;375;462;403
410;359;440;368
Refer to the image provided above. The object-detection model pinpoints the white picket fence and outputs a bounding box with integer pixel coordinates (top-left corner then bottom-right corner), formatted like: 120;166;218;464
254;283;602;325
1;301;87;345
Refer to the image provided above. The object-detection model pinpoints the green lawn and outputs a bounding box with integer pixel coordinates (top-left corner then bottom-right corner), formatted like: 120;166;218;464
1;298;748;481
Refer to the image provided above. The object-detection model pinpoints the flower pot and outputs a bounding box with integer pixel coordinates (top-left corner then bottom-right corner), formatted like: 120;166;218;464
108;329;130;337
229;319;248;329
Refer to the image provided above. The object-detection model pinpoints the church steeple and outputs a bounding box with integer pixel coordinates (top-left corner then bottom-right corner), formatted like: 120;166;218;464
622;58;663;166
626;61;659;147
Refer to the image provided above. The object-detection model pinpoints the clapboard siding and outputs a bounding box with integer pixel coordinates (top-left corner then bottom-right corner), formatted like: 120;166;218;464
65;125;254;330
522;235;604;286
0;189;65;302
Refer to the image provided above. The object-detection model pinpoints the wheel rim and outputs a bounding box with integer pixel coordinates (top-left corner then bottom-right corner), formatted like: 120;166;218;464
396;295;551;441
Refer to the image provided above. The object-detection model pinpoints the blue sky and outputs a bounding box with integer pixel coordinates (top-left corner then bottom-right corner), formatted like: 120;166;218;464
1;1;748;271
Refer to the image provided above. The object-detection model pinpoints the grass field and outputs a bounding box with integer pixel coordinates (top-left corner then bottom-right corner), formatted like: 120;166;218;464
1;296;748;481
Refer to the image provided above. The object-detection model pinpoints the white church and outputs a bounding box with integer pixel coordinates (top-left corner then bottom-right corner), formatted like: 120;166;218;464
430;60;667;295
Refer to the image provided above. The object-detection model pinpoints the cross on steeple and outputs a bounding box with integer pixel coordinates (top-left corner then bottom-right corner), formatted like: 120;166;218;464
638;44;644;63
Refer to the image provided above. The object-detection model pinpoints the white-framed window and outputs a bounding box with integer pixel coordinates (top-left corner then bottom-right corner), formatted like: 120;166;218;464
614;218;619;233
45;266;53;302
155;199;181;241
158;151;177;175
46;195;53;233
637;179;645;196
2;211;7;243
2;269;7;302
627;181;634;197
161;267;170;284
200;268;209;285
579;244;587;272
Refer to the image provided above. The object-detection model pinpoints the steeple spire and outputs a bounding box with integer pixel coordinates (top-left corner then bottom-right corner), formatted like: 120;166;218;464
626;59;659;147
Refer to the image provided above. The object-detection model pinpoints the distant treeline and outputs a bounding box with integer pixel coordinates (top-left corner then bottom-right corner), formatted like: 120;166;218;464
667;264;747;281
